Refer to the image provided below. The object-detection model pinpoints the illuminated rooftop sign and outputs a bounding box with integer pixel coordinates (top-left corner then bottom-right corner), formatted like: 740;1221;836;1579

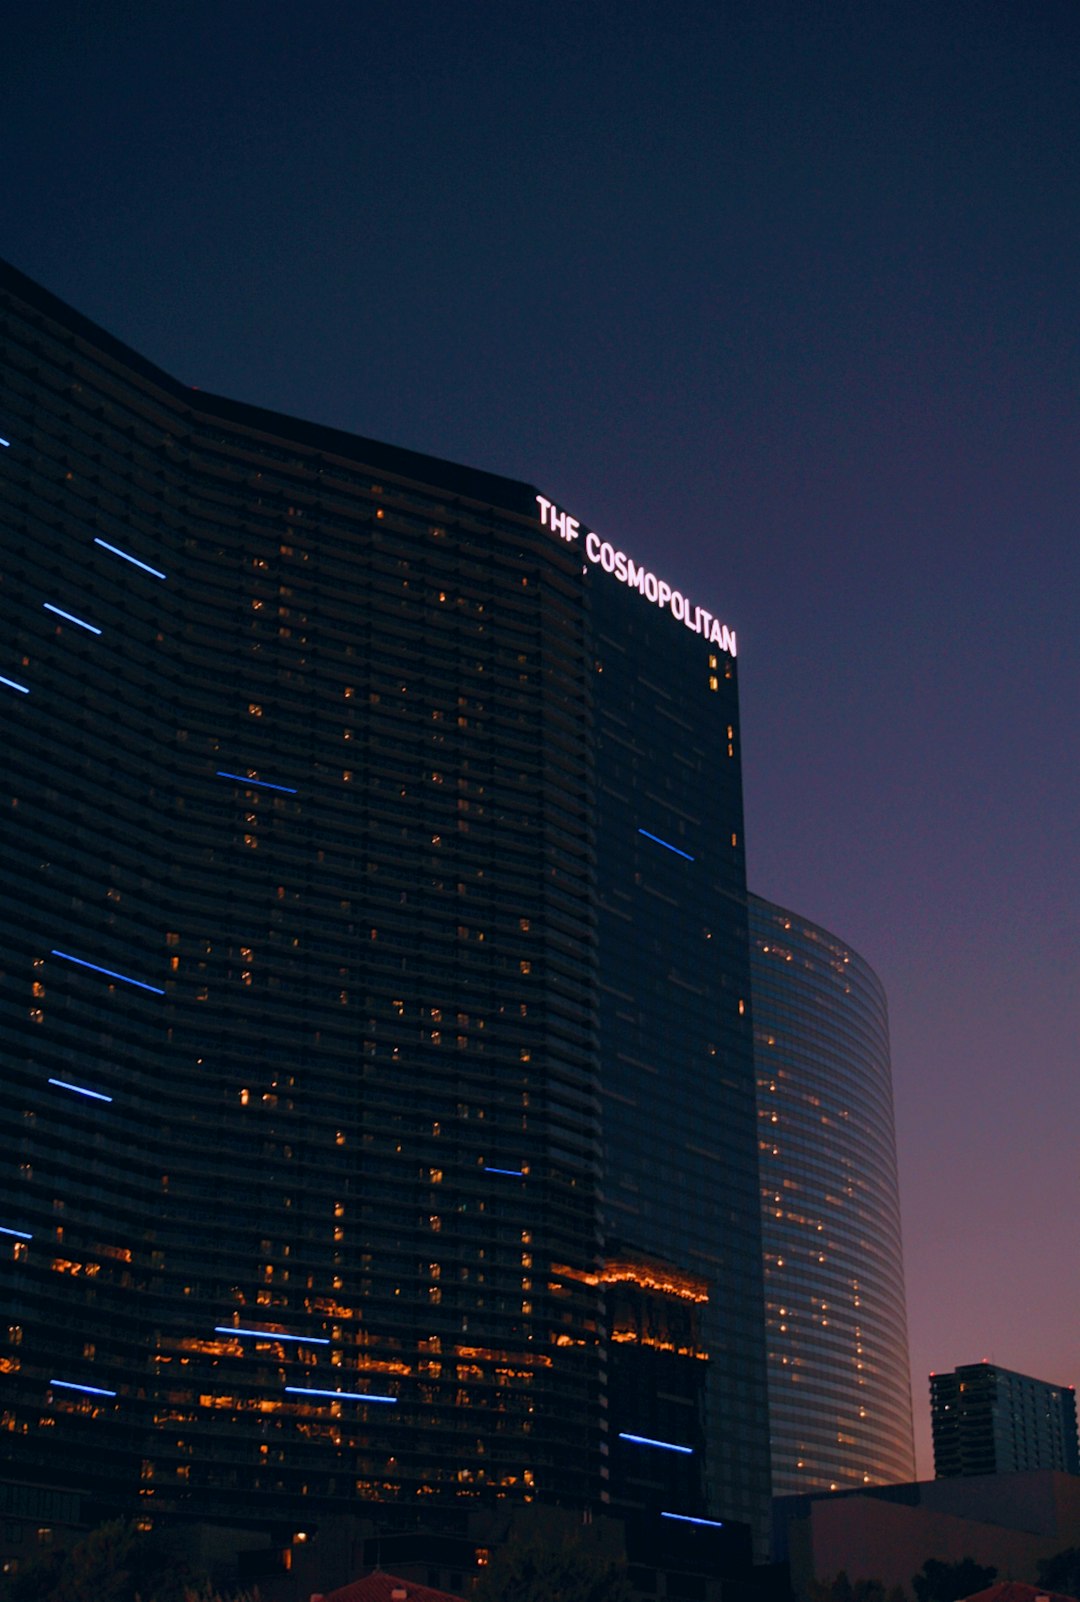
536;496;736;656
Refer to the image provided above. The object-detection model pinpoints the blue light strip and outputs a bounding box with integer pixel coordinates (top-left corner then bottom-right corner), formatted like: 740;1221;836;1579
93;537;166;580
44;602;102;635
214;1326;330;1345
660;1512;724;1529
619;1433;694;1454
484;1167;525;1177
0;675;29;694
284;1387;397;1404
638;828;694;862
50;1379;117;1397
50;950;165;995
0;437;9;447
0;1226;32;1241
48;1078;113;1103
216;771;299;795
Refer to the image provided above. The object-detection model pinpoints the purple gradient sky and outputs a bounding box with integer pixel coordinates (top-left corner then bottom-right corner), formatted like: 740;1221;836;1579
5;0;1078;1478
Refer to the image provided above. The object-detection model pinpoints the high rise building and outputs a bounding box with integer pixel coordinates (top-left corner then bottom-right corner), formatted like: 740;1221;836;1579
931;1363;1079;1478
587;541;770;1544
0;260;770;1554
749;895;915;1495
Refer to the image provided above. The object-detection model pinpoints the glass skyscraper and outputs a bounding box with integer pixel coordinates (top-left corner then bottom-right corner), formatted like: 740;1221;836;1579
591;572;769;1544
749;895;915;1495
0;259;770;1555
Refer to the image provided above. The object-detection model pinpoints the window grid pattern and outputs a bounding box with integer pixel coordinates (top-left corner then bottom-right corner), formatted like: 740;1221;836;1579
750;894;915;1495
0;266;603;1522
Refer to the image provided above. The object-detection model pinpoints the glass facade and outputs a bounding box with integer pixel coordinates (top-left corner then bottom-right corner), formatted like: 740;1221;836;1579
749;895;915;1495
592;586;771;1554
0;261;602;1523
0;260;771;1549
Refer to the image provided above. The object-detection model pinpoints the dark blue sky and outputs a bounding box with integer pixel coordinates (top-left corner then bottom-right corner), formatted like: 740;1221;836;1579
5;0;1078;1474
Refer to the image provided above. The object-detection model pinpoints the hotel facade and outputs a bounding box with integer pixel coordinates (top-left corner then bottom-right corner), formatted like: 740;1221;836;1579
0;260;910;1563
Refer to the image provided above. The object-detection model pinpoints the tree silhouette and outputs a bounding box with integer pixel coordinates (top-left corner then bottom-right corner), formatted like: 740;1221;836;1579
1038;1548;1080;1601
911;1557;997;1602
0;1520;253;1602
472;1533;635;1602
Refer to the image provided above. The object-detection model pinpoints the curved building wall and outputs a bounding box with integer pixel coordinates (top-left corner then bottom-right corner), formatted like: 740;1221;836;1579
749;894;915;1494
0;260;604;1522
0;259;770;1549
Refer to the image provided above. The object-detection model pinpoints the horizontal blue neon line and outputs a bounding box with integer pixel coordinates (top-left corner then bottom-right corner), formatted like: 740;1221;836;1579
0;437;9;447
660;1512;724;1529
216;771;298;795
485;1167;525;1177
51;950;165;995
48;1078;113;1103
638;829;694;862
44;602;102;635
0;1225;32;1241
619;1433;694;1454
285;1387;397;1404
93;537;166;580
50;1379;117;1397
214;1326;330;1345
0;675;29;694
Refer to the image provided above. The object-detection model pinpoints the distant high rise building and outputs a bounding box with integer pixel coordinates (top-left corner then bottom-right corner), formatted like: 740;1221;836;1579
0;258;769;1554
931;1363;1079;1478
749;895;915;1494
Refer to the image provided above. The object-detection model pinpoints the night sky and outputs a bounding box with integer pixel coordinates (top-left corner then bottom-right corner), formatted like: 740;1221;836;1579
5;1;1078;1477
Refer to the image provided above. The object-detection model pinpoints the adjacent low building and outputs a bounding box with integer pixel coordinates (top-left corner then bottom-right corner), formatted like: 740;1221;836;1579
775;1470;1080;1601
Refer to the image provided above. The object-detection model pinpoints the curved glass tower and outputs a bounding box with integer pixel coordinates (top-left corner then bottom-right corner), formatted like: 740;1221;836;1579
0;259;769;1554
749;894;915;1494
0;260;602;1523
